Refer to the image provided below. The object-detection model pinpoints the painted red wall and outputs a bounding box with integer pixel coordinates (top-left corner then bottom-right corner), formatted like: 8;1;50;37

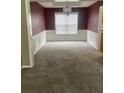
72;8;88;30
30;1;103;34
44;8;88;30
30;2;46;36
44;8;62;30
87;1;103;32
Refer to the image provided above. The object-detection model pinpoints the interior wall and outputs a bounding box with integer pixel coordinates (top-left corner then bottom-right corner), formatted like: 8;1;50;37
30;2;46;55
87;1;103;49
72;8;88;30
30;2;46;36
33;31;46;55
29;1;103;54
21;0;34;67
44;8;88;30
87;30;98;49
87;1;103;32
46;30;87;41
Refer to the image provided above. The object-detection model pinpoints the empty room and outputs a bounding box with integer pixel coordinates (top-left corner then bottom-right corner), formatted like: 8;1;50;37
21;0;103;93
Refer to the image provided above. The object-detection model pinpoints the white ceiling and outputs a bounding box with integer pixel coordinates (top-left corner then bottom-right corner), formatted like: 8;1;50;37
30;0;100;8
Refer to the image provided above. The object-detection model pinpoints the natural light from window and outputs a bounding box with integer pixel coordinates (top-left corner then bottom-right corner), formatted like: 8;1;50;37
55;12;78;34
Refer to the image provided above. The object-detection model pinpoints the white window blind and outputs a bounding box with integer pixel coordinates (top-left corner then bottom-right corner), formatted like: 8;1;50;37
55;12;78;34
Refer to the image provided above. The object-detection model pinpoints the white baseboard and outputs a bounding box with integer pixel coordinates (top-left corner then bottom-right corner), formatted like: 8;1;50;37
87;30;98;49
46;30;87;41
21;65;33;69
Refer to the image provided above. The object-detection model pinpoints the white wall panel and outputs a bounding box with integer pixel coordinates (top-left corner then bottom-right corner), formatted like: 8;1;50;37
87;30;98;49
46;30;87;41
32;31;46;55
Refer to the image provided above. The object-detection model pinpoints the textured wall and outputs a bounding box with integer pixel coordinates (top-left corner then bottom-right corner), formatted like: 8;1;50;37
87;1;103;32
30;2;46;36
44;8;88;30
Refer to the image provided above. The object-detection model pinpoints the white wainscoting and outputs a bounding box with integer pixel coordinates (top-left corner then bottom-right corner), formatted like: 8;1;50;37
87;30;98;49
32;31;46;55
46;30;87;41
30;30;98;55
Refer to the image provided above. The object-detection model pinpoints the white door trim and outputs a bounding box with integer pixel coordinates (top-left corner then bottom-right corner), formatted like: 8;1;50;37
97;6;103;52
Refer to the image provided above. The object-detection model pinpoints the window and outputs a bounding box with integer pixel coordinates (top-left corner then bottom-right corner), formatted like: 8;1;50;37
55;12;78;34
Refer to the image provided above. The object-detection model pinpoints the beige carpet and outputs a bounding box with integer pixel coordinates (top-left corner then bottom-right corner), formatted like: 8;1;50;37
22;41;103;93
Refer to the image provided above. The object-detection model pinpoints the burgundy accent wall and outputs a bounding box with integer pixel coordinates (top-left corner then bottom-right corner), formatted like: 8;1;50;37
44;8;88;30
30;2;46;36
44;8;62;30
72;8;88;30
87;1;103;32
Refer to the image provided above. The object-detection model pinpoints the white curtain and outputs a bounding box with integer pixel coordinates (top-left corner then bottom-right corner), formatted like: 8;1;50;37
55;12;78;34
